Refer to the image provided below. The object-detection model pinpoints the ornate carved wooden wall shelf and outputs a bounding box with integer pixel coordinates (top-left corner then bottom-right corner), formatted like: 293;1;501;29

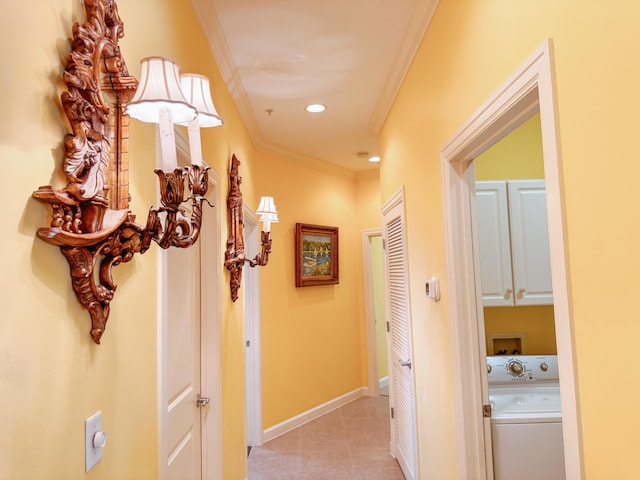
33;0;220;343
224;154;279;302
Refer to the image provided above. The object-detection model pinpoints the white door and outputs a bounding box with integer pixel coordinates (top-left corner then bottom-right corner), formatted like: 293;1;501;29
244;208;262;447
159;135;215;480
382;188;417;480
163;243;203;480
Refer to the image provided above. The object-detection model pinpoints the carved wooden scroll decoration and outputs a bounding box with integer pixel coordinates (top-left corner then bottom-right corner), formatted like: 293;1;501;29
33;0;210;344
224;154;275;302
224;154;245;302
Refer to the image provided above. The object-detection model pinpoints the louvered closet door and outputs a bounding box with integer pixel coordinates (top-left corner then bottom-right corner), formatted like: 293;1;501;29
382;189;417;480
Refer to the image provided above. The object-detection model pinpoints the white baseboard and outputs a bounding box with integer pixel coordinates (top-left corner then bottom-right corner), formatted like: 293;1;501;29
379;376;389;389
262;387;366;443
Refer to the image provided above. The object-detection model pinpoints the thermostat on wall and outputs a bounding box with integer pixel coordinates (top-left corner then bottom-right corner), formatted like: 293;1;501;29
425;276;440;301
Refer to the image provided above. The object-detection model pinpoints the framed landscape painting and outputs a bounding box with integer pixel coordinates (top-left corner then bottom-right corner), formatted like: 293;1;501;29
295;223;339;287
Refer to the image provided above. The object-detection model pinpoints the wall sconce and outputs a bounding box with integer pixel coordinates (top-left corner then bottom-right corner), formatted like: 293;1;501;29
32;0;221;344
225;154;278;302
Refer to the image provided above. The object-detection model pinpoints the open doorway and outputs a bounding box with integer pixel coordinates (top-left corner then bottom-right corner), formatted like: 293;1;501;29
474;114;564;479
474;113;556;356
441;40;582;479
362;229;389;397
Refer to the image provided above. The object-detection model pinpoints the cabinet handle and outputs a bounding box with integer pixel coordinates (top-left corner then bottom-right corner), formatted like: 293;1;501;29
504;288;512;300
517;288;525;299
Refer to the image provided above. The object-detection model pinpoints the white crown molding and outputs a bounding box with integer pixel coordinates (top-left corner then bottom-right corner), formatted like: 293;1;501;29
255;141;358;180
370;0;440;133
191;0;264;149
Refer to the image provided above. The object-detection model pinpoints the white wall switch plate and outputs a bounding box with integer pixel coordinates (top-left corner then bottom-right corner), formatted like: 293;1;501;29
85;411;105;472
425;276;440;301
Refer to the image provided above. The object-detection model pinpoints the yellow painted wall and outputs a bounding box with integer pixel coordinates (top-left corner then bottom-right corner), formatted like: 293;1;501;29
0;1;161;478
355;171;383;231
379;0;640;477
475;113;545;181
252;152;375;428
484;306;557;355
0;1;262;478
475;114;556;355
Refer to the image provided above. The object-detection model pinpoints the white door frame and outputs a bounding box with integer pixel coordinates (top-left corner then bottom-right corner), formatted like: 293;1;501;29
158;132;223;480
244;207;263;446
441;39;582;479
362;229;383;397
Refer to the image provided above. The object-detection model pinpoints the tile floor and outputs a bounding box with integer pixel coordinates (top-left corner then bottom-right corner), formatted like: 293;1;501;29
247;395;405;480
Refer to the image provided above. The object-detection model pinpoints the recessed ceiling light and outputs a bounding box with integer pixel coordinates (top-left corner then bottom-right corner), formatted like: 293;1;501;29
368;155;381;163
305;103;326;113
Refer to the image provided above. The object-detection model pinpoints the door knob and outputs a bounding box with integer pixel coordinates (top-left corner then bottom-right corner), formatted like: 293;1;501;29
399;359;412;369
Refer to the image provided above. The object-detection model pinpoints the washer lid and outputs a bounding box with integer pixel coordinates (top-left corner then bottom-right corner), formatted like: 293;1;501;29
490;385;562;415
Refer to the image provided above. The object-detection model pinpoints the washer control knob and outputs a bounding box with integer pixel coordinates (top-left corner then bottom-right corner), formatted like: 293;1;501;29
507;360;524;376
540;362;549;372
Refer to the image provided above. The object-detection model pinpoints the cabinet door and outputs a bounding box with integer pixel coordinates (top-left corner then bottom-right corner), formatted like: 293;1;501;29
476;181;514;306
508;180;553;305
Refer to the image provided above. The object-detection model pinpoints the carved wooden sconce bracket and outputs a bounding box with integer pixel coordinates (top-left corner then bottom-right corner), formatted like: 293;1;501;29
224;154;276;302
33;0;210;343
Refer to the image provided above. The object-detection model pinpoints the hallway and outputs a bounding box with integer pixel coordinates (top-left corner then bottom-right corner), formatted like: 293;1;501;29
247;395;405;479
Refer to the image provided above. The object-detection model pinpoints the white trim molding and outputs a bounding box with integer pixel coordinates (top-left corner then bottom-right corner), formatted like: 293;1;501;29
440;39;583;480
262;388;366;442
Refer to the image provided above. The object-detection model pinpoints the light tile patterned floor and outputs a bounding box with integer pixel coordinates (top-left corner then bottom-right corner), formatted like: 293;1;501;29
247;396;405;480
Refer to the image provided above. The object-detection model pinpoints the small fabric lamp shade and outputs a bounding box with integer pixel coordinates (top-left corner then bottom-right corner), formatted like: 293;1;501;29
256;196;279;222
256;196;278;232
127;57;196;124
179;74;223;127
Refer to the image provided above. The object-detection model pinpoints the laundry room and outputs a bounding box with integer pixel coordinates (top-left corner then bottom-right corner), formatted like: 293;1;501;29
474;112;565;480
474;112;556;357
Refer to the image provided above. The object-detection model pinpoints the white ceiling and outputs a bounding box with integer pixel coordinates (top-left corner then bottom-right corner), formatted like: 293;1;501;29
192;0;438;172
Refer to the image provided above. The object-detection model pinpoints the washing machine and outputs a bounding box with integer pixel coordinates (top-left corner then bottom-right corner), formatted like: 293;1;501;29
487;355;565;480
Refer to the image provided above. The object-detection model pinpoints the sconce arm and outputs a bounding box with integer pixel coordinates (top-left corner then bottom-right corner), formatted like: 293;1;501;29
246;231;273;267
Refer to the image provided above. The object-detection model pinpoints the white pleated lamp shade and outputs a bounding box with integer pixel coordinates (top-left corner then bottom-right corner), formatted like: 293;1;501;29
256;196;278;232
126;57;196;124
256;196;279;221
179;74;223;127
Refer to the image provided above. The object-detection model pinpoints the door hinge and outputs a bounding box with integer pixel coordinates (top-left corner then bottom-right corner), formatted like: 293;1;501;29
482;404;492;417
390;407;394;419
197;394;210;408
246;340;250;347
386;321;390;332
382;239;386;250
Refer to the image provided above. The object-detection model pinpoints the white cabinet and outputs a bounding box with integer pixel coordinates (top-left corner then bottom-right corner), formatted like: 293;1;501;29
475;180;553;306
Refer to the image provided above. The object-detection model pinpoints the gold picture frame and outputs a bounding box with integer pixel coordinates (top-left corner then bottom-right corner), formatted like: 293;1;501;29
295;223;339;287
